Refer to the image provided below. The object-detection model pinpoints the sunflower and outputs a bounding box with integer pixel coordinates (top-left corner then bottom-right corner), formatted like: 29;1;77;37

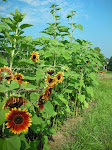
47;70;54;75
0;66;12;82
100;71;103;74
55;72;64;83
30;51;39;62
13;73;24;84
37;94;46;111
44;86;53;100
5;108;32;134
45;75;56;84
3;96;27;109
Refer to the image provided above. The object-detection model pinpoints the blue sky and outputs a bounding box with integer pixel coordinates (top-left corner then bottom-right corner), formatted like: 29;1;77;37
0;0;112;59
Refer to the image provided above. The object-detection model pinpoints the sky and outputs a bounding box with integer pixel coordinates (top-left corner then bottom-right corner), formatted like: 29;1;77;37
0;0;112;59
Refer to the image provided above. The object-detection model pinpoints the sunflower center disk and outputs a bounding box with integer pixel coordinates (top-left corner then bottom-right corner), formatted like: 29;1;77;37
14;115;23;124
17;77;20;80
33;55;36;59
58;76;61;80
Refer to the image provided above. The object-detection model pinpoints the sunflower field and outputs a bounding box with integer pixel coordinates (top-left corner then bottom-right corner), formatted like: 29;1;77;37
0;4;104;150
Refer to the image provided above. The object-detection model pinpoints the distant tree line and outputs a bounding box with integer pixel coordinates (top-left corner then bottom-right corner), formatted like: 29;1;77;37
107;56;112;71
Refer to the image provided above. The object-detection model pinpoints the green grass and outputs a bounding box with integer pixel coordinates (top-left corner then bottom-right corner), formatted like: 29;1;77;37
106;70;112;74
64;79;112;150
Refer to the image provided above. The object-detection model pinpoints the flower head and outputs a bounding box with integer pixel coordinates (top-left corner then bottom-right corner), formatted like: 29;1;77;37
5;108;32;134
3;96;27;109
0;66;12;82
13;73;24;84
45;75;56;84
30;51;39;62
47;70;54;75
55;72;64;83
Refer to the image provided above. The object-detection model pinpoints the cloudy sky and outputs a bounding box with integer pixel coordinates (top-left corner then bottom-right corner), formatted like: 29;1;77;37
0;0;112;59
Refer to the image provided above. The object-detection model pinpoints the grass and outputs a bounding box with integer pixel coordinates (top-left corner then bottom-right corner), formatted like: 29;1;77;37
62;77;112;150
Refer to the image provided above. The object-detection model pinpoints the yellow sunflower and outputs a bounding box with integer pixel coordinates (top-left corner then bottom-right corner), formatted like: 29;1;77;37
0;66;13;82
13;73;24;84
44;86;53;100
30;51;39;62
55;72;64;83
3;96;27;110
5;108;32;134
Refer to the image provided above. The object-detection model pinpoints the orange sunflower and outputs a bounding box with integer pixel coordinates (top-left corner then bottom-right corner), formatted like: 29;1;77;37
45;75;56;84
0;66;12;82
44;86;53;100
13;73;24;84
47;70;54;75
30;51;39;62
55;72;64;83
3;96;27;110
37;94;46;111
5;108;32;134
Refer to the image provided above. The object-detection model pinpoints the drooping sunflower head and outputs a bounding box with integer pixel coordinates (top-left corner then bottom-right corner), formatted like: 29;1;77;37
13;73;24;84
45;75;56;85
44;86;53;100
47;70;54;75
0;66;13;82
30;51;39;62
3;96;27;109
37;94;46;111
5;108;32;134
55;72;64;83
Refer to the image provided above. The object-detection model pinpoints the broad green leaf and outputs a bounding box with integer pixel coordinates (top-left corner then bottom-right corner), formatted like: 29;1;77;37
29;139;40;150
0;57;8;65
23;75;36;80
78;94;85;102
1;135;21;150
10;80;19;90
20;134;30;150
20;24;33;30
0;85;9;93
31;115;44;125
83;101;88;108
30;92;38;102
47;127;56;135
65;89;72;93
36;70;44;80
76;24;83;31
42;101;54;117
0;109;7;125
18;59;34;65
21;83;36;90
86;86;94;97
58;94;68;105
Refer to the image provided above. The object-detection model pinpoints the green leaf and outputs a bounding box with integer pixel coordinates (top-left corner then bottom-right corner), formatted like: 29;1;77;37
42;101;55;117
86;86;94;97
18;59;34;65
20;134;30;150
0;85;9;93
58;94;68;105
65;89;72;93
31;115;44;125
0;135;21;150
23;75;36;80
83;101;88;108
20;24;33;30
21;83;36;90
47;128;56;135
29;139;40;150
0;109;7;125
10;80;19;90
30;92;38;102
76;24;83;31
78;94;85;102
0;57;8;65
36;70;44;80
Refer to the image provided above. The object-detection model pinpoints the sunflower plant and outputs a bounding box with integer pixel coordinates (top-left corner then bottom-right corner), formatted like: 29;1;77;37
0;4;103;150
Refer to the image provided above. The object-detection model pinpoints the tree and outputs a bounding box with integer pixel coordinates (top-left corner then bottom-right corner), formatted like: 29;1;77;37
107;56;112;71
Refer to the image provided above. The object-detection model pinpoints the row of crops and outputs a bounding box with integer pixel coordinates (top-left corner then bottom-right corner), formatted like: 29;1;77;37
0;4;104;150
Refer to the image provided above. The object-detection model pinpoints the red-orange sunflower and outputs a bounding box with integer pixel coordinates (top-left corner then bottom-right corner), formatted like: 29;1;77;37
45;75;56;84
44;86;53;100
13;73;24;84
0;66;12;82
30;51;39;62
37;94;46;111
55;72;64;83
5;108;32;134
3;96;27;110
